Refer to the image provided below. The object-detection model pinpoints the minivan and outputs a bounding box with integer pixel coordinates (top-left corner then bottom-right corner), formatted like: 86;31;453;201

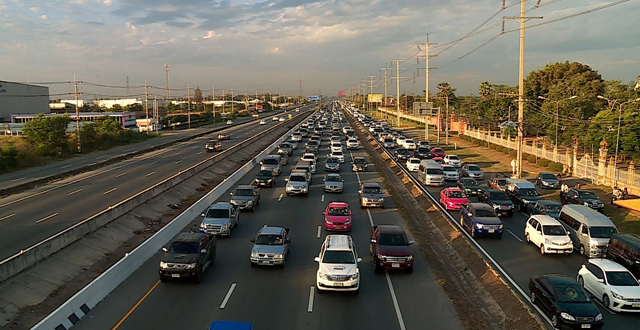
558;204;618;257
607;233;640;275
418;159;444;186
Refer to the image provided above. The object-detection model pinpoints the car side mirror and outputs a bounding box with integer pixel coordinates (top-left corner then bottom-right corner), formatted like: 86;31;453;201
581;233;588;237
259;161;263;165
349;211;353;215
357;258;362;263
251;238;255;243
371;239;377;244
162;247;168;253
358;190;362;194
468;212;473;217
201;213;205;217
285;178;289;182
314;257;320;262
323;211;327;215
230;192;233;196
409;240;415;245
200;249;207;254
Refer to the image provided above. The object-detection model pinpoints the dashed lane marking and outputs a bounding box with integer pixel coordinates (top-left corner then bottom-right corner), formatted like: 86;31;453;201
385;270;407;330
116;173;127;178
36;212;59;223
506;229;523;242
308;286;315;313
103;187;117;195
0;213;16;222
220;283;237;309
11;177;26;182
321;195;324;202
67;189;83;196
145;172;155;177
278;194;283;202
175;160;182;164
317;226;321;238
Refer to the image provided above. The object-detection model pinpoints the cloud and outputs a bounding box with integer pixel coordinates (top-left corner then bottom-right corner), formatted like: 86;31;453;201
103;0;113;6
29;6;39;12
203;30;217;39
270;47;282;54
39;14;47;20
125;22;137;32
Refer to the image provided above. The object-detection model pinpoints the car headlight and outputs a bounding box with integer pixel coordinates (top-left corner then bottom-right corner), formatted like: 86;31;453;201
159;261;168;269
222;224;228;229
406;255;413;261
523;200;530;205
611;291;624;300
362;197;368;203
246;200;253;205
560;312;575;321
186;263;197;270
499;224;503;229
318;272;328;280
492;204;500;209
251;253;259;258
590;241;599;248
545;239;552;245
595;313;602;321
350;272;359;280
584;202;590;207
476;223;484;229
274;254;283;259
267;179;273;183
345;218;351;224
377;254;386;261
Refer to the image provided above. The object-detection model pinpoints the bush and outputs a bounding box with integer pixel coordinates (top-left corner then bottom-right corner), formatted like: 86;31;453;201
496;146;504;152
548;162;563;172
526;155;537;163
538;159;550;167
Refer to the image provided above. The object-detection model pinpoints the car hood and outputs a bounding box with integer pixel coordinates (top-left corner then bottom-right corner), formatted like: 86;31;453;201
287;181;308;187
203;218;230;225
556;301;600;318
522;196;542;202
261;164;278;169
231;196;253;203
378;245;412;257
325;181;343;187
475;216;503;225
610;285;640;299
251;244;285;255
362;193;383;199
353;163;367;168
581;198;603;204
326;162;339;167
256;175;273;180
463;185;482;190
446;197;469;204
493;200;513;206
162;253;197;264
542;179;558;185
326;215;349;222
319;263;358;276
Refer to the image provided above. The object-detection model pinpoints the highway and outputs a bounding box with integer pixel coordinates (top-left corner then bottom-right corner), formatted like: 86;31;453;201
0;107;310;261
72;108;463;330
353;109;640;330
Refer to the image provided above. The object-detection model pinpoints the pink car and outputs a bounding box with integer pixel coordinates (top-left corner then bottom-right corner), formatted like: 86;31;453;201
439;187;469;210
323;202;353;231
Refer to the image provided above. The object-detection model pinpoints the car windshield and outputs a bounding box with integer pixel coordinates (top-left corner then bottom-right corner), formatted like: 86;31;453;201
378;233;409;246
234;189;253;197
333;151;343;156
385;138;394;142
442;166;455;171
289;175;306;182
579;191;598;199
545;205;562;213
418;147;429;152
541;173;556;179
449;156;460;160
280;144;290;148
205;208;229;218
326;176;342;182
427;169;443;175
328;207;349;216
496;179;507;186
409;159;420;164
474;209;495;217
399;150;410;155
543;225;566;236
589;226;618;238
606;271;639;286
258;170;273;177
168;241;199;254
490;191;509;200
322;250;356;264
521;188;539;197
449;190;464;198
468;165;481;171
326;158;338;163
263;159;278;165
463;179;478;186
355;159;366;164
363;187;381;194
255;234;284;245
554;284;590;303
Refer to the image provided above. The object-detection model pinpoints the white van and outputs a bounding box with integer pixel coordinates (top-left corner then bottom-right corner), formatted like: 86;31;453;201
418;159;444;186
558;204;618;257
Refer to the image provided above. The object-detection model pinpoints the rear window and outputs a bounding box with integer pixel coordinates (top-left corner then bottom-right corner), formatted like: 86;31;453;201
427;169;443;175
263;159;278;165
468;165;481;171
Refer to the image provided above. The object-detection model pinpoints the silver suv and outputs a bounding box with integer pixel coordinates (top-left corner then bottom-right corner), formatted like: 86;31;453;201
250;225;291;267
230;185;260;212
260;155;282;176
199;202;239;237
285;172;309;196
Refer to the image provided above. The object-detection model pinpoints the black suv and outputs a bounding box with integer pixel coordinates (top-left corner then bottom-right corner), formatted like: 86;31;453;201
414;147;431;159
394;148;411;161
478;189;515;217
254;169;276;187
159;232;216;283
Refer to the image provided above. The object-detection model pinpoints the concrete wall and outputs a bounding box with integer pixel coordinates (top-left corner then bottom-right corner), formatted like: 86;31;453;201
0;81;49;122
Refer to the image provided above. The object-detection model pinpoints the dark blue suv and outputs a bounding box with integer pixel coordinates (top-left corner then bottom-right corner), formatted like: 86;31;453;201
459;203;503;239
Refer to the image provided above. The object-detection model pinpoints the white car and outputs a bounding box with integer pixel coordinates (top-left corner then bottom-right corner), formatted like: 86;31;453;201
330;142;343;153
441;165;459;181
524;215;573;255
577;258;640;312
396;136;407;147
443;155;462;168
302;152;318;163
279;117;286;122
226;120;233;125
404;139;417;150
346;138;359;150
291;133;302;142
406;158;421;171
314;235;361;293
330;150;345;164
259;120;267;125
272;116;279;121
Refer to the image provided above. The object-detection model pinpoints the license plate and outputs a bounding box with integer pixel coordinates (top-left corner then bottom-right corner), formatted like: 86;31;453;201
502;212;508;216
488;229;495;233
335;225;342;229
632;303;640;308
260;260;272;264
333;282;343;287
392;263;400;268
581;325;591;329
171;274;180;278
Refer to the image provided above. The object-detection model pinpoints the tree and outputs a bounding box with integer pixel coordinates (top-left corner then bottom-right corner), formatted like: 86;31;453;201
22;114;71;156
0;141;18;170
194;87;203;103
479;81;493;100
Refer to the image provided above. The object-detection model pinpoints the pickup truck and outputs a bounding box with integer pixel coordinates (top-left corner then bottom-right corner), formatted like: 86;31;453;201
370;225;414;273
159;232;216;283
230;185;260;212
560;188;605;212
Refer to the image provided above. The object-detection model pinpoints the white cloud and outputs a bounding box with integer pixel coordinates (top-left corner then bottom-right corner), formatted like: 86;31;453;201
203;30;218;39
270;47;282;54
103;0;112;6
39;14;47;20
126;22;137;33
29;6;38;12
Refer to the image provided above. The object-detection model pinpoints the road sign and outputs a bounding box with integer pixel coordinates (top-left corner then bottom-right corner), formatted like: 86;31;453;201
367;94;383;103
413;102;436;116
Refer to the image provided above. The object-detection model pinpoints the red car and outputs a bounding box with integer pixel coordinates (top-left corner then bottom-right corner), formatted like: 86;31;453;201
323;202;353;231
430;147;445;158
439;187;469;210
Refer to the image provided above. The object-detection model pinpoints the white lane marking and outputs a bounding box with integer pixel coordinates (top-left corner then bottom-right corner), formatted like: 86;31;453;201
149;161;157;165
116;173;126;178
365;209;375;227
36;212;59;223
175;160;182;164
317;226;321;238
197;151;203;155
145;171;155;177
321;195;324;202
193;146;198;149
174;152;180;156
385;270;407;330
11;177;27;182
96;156;105;160
278;194;283;202
220;283;237;309
67;189;83;196
60;165;71;169
0;213;16;222
103;187;117;195
506;229;523;242
308;286;315;313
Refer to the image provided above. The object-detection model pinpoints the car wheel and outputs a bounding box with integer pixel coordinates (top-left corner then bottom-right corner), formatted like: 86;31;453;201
373;260;382;274
577;276;584;287
459;216;465;229
471;227;479;239
159;275;168;282
579;245;586;256
405;266;413;274
530;291;536;304
194;269;203;284
280;258;286;269
227;226;232;237
551;314;559;328
540;245;545;255
603;294;610;308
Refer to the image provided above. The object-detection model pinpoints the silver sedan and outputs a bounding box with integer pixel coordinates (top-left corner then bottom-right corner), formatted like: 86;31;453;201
323;173;344;193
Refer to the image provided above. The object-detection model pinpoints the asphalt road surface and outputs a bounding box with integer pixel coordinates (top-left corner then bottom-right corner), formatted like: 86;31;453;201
72;120;464;330
0;107;310;261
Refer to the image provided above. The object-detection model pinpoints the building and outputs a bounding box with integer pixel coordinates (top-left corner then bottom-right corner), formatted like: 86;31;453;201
10;112;137;131
93;98;141;109
0;80;49;122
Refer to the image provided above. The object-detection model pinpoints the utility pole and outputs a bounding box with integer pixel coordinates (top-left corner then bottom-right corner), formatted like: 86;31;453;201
222;89;226;114
380;67;390;108
391;57;404;127
367;75;376;116
299;79;303;106
245;89;248;112
418;36;437;142
154;95;158;135
187;84;191;129
505;0;542;178
144;80;149;134
126;76;130;98
165;64;170;109
212;86;216;124
74;74;81;153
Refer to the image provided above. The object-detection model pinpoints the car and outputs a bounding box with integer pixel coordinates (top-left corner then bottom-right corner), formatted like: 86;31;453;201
230;185;260;212
359;182;384;208
250;225;290;268
370;225;414;273
478;189;515;217
285;139;298;150
383;137;396;149
414;147;430;159
301;152;318;166
439;187;469;210
560;188;605;212
417;140;430;149
260;155;282;176
443;155;462;168
285;172;309;196
159;232;216;283
352;157;368;172
199;202;240;237
577;258;640;313
205;140;222;152
254;169;275;187
226;120;233;125
291;133;303;142
217;132;230;140
394;148;411;161
330;141;343;153
536;172;560;189
323;173;344;193
259;120;267;125
277;143;293;157
459;203;503;239
529;275;603;329
396;136;407;147
506;179;542;211
461;163;484;179
330;150;345;164
323;202;353;231
606;233;640;275
406;158;421;171
314;235;362;293
305;140;320;153
441;165;460;181
524;215;573;255
325;157;341;172
430;147;445;158
279;117;285;122
295;108;300;112
404;139;417;150
488;174;508;191
457;178;483;196
346;138;360;150
310;135;322;143
527;200;562;219
272;116;279;121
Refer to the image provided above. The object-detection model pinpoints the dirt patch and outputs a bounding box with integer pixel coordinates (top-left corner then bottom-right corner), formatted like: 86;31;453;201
347;114;544;330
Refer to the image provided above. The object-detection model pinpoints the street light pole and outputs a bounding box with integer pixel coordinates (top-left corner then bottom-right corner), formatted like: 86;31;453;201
538;95;577;146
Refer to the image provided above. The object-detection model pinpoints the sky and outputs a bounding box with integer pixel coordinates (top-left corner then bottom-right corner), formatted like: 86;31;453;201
0;0;638;100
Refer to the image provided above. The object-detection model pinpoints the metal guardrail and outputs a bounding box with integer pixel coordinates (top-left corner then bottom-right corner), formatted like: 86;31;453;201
344;107;554;329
